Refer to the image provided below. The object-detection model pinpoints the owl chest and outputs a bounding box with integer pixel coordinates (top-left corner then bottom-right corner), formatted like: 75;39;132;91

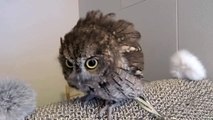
71;72;141;101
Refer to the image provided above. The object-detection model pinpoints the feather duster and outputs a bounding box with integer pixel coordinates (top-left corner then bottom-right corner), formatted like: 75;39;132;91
170;49;206;80
0;78;36;120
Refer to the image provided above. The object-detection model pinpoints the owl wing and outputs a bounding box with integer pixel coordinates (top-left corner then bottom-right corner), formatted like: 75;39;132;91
121;43;144;78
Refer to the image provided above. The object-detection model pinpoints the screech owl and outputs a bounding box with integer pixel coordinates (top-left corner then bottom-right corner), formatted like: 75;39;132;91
58;10;162;119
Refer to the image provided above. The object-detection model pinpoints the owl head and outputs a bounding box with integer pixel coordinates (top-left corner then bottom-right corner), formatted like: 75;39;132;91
58;10;143;91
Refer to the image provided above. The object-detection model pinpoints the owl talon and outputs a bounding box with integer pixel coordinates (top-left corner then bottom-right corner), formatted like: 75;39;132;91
99;101;120;120
99;103;109;119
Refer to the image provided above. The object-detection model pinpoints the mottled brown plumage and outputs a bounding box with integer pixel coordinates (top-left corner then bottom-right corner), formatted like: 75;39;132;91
58;10;162;119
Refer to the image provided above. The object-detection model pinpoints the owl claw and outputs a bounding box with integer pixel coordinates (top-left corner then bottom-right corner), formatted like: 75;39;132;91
99;103;110;119
99;101;120;120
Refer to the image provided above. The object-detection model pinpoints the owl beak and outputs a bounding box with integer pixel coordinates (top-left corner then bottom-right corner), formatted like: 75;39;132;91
75;65;81;73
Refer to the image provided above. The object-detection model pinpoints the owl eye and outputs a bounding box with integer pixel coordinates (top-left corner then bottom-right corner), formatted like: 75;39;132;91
65;60;73;68
85;58;98;69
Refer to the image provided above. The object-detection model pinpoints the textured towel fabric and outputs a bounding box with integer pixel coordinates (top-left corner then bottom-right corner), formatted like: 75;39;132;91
26;79;213;120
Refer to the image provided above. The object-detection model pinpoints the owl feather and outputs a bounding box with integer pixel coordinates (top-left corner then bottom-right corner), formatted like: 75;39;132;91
58;10;162;119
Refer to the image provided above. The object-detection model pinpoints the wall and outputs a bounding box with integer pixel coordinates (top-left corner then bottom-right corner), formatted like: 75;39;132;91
178;0;213;79
0;0;79;106
79;0;176;80
79;0;213;80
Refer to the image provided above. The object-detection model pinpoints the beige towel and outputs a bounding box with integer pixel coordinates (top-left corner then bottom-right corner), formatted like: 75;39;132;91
26;79;213;120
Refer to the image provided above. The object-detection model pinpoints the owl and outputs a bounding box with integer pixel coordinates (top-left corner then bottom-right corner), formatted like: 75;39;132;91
58;10;162;119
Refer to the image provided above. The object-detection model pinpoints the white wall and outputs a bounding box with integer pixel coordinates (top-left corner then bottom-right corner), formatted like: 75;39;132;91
79;0;176;80
0;0;79;106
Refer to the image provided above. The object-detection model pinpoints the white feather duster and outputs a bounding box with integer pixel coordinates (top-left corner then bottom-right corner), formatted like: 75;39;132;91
170;49;207;80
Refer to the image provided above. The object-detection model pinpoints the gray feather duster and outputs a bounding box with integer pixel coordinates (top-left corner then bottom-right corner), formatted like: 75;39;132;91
0;78;36;120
